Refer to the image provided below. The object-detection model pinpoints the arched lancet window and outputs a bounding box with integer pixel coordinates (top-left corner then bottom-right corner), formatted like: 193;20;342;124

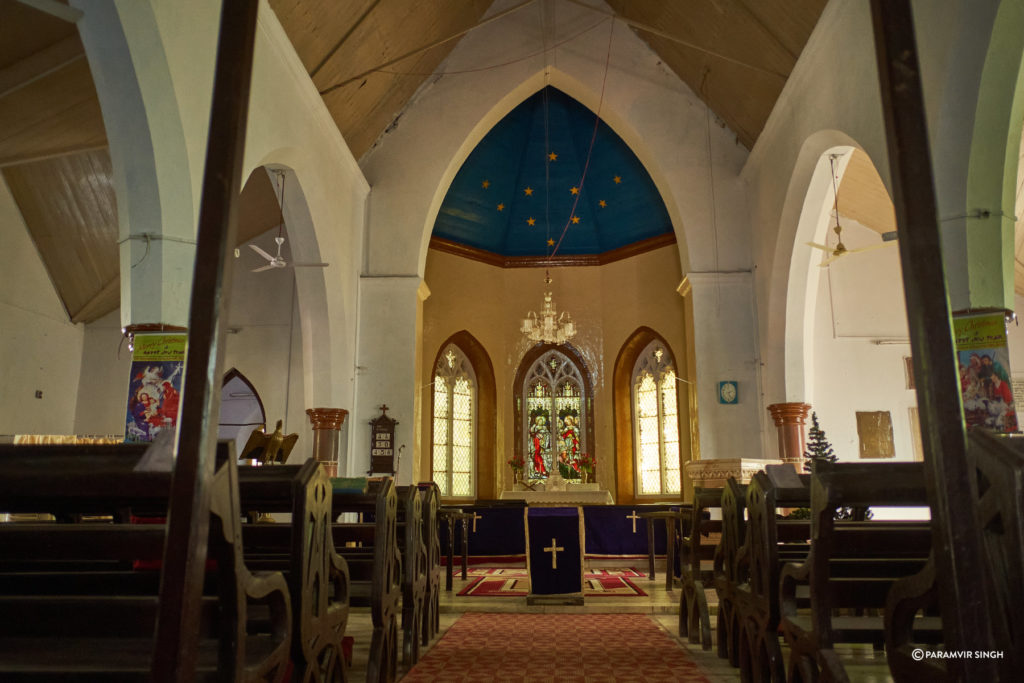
432;344;476;497
632;340;681;496
520;348;589;479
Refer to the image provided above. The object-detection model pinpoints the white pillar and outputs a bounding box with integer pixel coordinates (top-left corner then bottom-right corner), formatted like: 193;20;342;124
680;272;764;461
354;275;429;483
73;0;202;328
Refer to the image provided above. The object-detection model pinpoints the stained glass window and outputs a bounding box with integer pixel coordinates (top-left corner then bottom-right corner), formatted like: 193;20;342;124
432;344;475;497
520;349;588;479
632;340;681;496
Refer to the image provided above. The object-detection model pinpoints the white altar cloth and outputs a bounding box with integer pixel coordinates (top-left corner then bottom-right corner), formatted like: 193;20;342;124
499;489;614;505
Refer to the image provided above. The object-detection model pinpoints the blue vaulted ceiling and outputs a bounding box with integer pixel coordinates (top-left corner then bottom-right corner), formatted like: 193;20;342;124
432;87;672;258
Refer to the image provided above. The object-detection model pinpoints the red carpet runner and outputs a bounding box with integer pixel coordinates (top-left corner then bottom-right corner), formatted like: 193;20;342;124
402;613;712;682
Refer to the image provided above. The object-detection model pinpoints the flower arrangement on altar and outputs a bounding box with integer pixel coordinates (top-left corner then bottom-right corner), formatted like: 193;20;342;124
507;454;525;483
572;452;595;482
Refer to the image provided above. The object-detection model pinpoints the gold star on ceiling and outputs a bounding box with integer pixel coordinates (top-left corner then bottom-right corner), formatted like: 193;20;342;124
598;199;607;208
570;186;579;195
571;215;580;224
527;217;536;226
482;179;490;189
613;175;622;184
497;202;505;211
548;152;558;161
547;238;555;246
524;187;534;196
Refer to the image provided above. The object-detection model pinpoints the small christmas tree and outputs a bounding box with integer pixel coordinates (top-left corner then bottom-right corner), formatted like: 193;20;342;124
785;412;870;520
803;412;837;473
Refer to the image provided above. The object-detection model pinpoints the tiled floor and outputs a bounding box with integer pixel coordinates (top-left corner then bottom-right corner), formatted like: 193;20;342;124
342;560;893;682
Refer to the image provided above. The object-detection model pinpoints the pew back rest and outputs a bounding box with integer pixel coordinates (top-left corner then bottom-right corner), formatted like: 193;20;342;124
0;443;291;679
967;429;1024;675
746;471;811;605
714;478;748;583
683;488;723;579
239;460;350;660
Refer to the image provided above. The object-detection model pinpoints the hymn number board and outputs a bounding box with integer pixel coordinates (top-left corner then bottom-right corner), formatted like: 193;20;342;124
369;404;398;476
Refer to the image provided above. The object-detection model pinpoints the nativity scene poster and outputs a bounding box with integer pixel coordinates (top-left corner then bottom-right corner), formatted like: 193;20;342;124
124;334;187;443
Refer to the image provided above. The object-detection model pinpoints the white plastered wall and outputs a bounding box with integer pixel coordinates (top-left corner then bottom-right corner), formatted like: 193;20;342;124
62;0;369;456
358;0;758;475
0;177;84;436
743;0;1013;458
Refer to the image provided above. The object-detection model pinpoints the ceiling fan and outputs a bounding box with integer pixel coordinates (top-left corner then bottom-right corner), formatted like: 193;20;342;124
249;170;329;273
806;154;897;267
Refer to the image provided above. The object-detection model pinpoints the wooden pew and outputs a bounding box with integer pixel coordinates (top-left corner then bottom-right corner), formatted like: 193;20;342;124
712;478;747;665
415;483;442;646
331;478;401;683
779;462;940;683
0;443;291;681
238;460;350;681
883;429;1024;683
737;468;812;683
394;485;428;667
679;491;721;650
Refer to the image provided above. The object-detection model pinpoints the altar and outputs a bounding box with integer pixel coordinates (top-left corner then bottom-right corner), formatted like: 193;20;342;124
499;488;613;505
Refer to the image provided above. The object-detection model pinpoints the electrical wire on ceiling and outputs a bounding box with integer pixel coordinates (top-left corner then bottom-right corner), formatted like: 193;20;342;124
549;16;615;259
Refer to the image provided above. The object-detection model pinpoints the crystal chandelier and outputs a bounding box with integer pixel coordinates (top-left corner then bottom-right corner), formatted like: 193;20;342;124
521;275;576;344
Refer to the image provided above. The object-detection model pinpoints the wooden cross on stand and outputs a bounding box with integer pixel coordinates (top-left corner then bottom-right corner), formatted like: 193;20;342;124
627;510;640;534
470;512;483;533
544;537;564;569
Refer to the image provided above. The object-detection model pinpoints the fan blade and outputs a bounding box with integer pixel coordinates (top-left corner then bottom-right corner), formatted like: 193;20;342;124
806;241;832;252
249;244;275;261
251;265;275;273
290;262;329;268
818;251;847;267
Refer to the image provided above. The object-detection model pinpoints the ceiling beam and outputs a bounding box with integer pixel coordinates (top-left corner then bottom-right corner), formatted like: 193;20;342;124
319;0;538;95
14;0;82;23
309;0;382;78
0;34;85;100
566;0;787;80
69;275;120;325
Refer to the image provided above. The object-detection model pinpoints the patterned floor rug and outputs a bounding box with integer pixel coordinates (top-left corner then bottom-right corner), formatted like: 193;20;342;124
457;567;647;597
402;613;711;682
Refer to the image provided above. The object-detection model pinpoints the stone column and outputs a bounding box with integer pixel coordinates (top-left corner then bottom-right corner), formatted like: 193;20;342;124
767;403;812;465
306;408;348;478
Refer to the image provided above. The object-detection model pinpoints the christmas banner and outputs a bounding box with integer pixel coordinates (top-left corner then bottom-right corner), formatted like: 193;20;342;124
125;334;186;442
954;312;1017;432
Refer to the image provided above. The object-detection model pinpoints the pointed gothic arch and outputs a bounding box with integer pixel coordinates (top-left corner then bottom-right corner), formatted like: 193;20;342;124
613;327;685;503
429;331;496;500
513;343;594;481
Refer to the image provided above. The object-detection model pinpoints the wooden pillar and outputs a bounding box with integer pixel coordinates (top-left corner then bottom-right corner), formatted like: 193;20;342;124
306;408;347;478
766;402;811;465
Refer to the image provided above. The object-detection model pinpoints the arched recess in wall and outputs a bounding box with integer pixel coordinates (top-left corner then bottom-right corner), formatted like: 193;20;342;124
965;0;1024;310
613;327;686;504
513;343;594;483
218;368;265;456
417;67;691;277
430;331;497;500
774;133;859;403
242;163;332;414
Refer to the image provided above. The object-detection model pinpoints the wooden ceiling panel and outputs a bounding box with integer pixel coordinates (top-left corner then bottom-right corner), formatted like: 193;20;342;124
271;0;491;159
0;57;106;167
268;0;382;74
839;149;896;235
3;149;119;322
606;0;826;147
736;0;825;58
0;1;77;70
238;168;284;244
